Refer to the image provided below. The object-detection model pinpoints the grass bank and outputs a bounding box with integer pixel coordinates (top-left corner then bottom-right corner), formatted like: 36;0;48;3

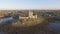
12;16;45;27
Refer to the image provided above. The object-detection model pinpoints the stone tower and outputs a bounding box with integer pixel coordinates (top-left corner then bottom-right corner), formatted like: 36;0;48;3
29;10;37;18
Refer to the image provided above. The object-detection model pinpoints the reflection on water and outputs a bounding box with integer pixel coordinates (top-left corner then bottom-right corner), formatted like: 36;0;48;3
48;21;60;34
0;32;7;34
0;17;15;25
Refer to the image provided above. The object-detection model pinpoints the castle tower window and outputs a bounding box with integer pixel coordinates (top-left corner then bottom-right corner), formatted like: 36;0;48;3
33;14;36;16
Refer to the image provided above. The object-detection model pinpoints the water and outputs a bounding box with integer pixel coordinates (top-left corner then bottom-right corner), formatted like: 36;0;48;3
0;32;7;34
0;17;14;25
48;21;60;34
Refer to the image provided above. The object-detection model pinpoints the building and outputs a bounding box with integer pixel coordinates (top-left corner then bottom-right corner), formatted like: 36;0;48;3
28;10;37;18
19;10;37;19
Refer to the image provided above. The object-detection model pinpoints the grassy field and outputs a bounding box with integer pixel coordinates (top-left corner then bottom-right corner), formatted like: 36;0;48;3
0;16;56;34
12;16;45;27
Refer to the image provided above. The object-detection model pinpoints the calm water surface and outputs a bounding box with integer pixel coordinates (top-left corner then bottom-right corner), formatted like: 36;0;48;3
48;21;60;34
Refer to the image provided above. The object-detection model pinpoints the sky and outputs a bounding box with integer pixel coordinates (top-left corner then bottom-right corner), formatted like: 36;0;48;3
0;0;60;10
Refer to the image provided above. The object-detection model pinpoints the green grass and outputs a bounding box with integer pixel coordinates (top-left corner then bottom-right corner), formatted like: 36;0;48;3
12;16;45;27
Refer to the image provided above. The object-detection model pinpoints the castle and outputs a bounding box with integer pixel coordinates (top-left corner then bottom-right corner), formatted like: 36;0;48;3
19;10;37;19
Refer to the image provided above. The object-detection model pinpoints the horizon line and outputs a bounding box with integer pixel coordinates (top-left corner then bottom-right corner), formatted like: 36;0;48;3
0;9;60;10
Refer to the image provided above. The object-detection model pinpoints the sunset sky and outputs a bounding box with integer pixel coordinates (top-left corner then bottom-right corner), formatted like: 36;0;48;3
0;0;60;10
